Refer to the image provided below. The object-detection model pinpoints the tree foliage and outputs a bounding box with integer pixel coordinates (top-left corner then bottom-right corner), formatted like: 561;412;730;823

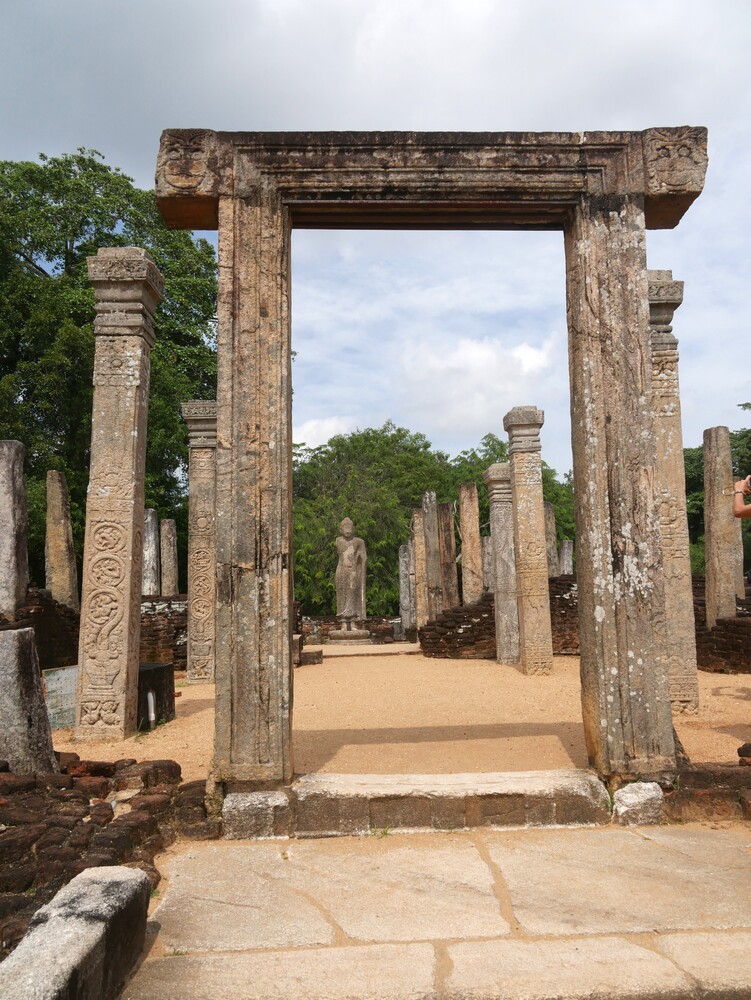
0;150;217;585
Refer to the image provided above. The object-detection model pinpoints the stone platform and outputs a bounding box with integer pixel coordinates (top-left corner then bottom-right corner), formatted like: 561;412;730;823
122;823;751;999
222;770;612;839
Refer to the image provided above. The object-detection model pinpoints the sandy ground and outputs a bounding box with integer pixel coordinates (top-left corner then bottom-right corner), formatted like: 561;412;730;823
54;651;751;782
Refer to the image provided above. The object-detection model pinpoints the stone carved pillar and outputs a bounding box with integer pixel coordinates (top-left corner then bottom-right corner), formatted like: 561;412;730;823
503;407;554;675
544;502;560;578
181;401;217;682
459;483;483;605
422;492;443;619
565;196;675;780
649;270;698;712
45;470;79;611
411;508;429;629
559;540;574;576
160;519;179;596
482;536;494;593
398;543;415;631
210;191;293;792
438;502;459;609
75;247;163;740
703;426;743;629
142;509;160;596
484;463;519;664
0;441;29;616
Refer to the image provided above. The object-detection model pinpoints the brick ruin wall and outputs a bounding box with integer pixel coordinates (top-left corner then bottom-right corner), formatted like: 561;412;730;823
301;615;400;644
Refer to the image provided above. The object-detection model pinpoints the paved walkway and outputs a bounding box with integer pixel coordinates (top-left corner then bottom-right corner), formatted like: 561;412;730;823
123;823;751;999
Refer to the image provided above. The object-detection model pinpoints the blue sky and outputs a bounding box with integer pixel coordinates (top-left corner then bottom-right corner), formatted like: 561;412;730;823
3;0;750;474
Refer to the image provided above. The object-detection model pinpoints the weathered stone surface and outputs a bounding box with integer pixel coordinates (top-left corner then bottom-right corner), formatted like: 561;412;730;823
181;400;217;682
650;271;698;712
335;517;367;621
613;781;663;825
159;518;178;596
484;463;519;664
543;501;560;578
398;543;415;631
142;508;160;597
656;931;751;995
0;866;149;1000
75;248;163;741
0;441;29;617
421;492;443;619
411;508;429;629
503;408;553;675
459;482;483;605
704;426;743;628
0;629;58;773
156;128;706;791
565;195;676;781
45;470;79;611
223;790;290;839
481;534;493;592
438;501;459;609
559;539;574;575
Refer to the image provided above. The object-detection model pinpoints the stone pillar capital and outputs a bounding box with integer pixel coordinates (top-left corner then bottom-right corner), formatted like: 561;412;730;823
503;407;544;453
648;269;683;336
483;462;512;503
181;400;218;448
87;247;164;348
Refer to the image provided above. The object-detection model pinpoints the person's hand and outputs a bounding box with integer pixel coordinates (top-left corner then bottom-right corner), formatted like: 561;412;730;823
735;476;751;495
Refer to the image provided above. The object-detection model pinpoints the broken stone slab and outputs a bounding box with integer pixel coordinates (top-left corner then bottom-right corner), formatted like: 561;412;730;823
0;628;58;773
223;790;291;839
0;866;149;1000
0;440;29;617
613;782;664;825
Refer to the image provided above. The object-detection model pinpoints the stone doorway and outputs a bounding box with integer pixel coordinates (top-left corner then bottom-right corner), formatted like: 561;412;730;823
156;127;707;798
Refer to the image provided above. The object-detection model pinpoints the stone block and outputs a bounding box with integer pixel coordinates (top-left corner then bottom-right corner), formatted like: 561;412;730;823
613;782;664;825
0;440;29;617
0;866;149;999
369;796;432;831
223;790;291;839
0;629;58;774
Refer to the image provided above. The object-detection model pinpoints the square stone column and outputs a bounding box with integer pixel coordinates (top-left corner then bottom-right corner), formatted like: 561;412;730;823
484;462;519;664
565;195;675;781
142;508;160;596
559;540;574;576
45;470;79;611
649;270;698;712
0;440;29;617
703;425;743;629
482;535;494;593
459;483;483;605
422;491;443;619
210;191;293;792
398;543;415;632
160;519;179;596
544;502;560;578
502;407;554;675
411;508;429;629
181;401;217;682
75;248;163;740
438;502;459;610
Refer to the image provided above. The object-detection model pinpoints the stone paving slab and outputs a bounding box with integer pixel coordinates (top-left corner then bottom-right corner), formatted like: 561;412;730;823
123;825;751;999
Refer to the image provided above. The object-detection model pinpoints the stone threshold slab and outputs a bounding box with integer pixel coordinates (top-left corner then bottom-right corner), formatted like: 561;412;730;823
223;769;611;839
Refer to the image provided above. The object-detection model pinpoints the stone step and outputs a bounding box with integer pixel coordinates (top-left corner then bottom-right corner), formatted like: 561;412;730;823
222;769;612;839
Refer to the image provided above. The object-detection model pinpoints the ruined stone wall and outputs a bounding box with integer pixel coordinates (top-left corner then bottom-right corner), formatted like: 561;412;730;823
693;576;751;673
0;589;79;670
301;616;398;645
139;598;188;671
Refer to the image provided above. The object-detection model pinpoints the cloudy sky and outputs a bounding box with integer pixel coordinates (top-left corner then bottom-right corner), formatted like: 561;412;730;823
3;0;750;474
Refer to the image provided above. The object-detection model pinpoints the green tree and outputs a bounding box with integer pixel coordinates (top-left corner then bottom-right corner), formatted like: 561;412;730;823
0;150;217;585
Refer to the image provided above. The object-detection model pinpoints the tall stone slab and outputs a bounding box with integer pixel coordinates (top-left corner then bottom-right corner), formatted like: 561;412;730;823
45;470;79;611
704;426;743;629
398;543;415;631
0;629;59;772
649;270;698;712
482;535;494;593
484;463;519;664
156;127;706;789
160;519;179;596
181;401;217;683
421;492;443;619
75;248;163;740
565;195;676;780
0;441;29;617
559;540;574;576
411;508;429;629
459;483;483;605
544;501;560;578
438;502;459;609
142;509;160;596
503;408;554;675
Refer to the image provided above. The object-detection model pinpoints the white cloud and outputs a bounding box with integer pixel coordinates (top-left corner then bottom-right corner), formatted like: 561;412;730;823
293;416;355;449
